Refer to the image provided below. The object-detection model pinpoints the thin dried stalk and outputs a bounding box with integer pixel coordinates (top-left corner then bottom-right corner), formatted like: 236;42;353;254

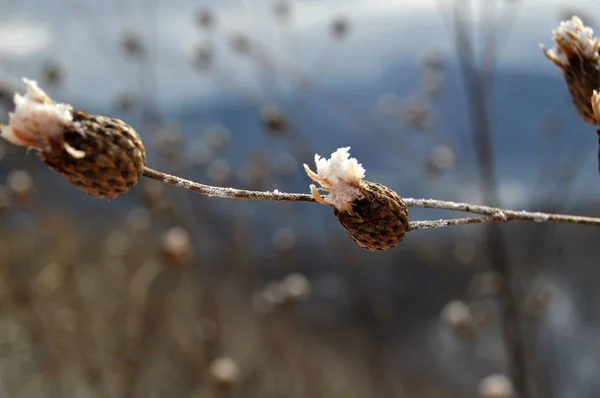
142;166;600;229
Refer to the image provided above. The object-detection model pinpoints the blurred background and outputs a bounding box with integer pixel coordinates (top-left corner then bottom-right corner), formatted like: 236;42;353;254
0;0;600;397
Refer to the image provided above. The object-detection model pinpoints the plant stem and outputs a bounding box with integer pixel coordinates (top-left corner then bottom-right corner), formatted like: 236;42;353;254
143;166;600;228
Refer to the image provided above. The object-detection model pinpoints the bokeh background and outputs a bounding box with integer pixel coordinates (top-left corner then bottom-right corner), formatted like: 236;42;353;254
0;0;600;397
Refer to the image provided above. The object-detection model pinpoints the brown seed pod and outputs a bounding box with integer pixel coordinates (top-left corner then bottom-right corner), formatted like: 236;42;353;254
304;147;409;251
40;111;146;198
333;181;409;251
1;79;146;199
541;16;600;125
563;62;600;124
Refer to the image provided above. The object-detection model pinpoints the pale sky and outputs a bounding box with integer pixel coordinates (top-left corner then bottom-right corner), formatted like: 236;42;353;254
0;0;598;107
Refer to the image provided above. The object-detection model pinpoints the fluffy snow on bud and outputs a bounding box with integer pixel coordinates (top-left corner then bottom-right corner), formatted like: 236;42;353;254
303;147;366;213
541;16;600;68
0;78;73;150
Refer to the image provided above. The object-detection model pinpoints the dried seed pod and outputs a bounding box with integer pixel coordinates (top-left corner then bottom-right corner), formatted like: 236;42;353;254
209;356;240;388
0;79;146;199
332;181;409;251
478;374;514;398
541;16;600;124
41;112;146;198
304;147;409;251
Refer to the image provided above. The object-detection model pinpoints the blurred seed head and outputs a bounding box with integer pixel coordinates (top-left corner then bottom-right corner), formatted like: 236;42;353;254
252;291;275;314
206;158;232;183
478;374;514;398
230;33;252;54
7;169;34;201
441;300;474;337
469;271;502;297
273;0;292;23
262;281;289;306
237;154;269;188
421;68;444;96
196;9;217;30
426;145;455;175
160;226;193;266
33;262;65;297
191;42;214;70
141;180;172;213
283;273;311;301
204;124;231;150
423;50;444;72
42;60;63;87
209;357;240;388
105;230;131;257
127;207;152;232
272;227;296;251
524;282;555;319
260;104;289;134
401;99;435;130
114;92;138;112
330;15;350;39
154;129;184;161
121;30;145;58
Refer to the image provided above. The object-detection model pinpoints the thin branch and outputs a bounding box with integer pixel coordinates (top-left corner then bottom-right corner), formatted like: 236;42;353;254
142;166;600;228
142;166;315;202
408;216;490;231
403;198;600;227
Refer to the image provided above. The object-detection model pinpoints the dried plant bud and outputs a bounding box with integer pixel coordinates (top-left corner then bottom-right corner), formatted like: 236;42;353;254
478;374;514;398
0;79;146;198
196;9;216;30
191;42;213;70
209;356;240;388
304;147;409;251
441;300;474;338
330;16;350;39
541;16;600;124
273;0;291;22
230;33;252;54
43;60;63;87
423;50;444;71
114;92;137;112
426;145;455;175
121;30;145;58
160;226;193;266
272;227;296;251
283;273;311;301
7;169;34;201
260;104;289;134
401;98;435;130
